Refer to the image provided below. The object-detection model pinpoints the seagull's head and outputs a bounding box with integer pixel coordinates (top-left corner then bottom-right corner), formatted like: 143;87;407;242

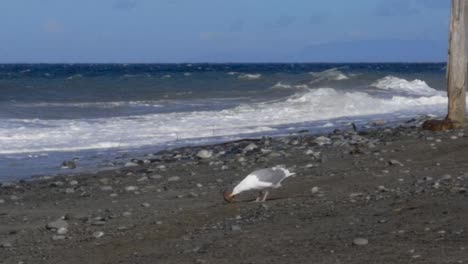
223;191;235;203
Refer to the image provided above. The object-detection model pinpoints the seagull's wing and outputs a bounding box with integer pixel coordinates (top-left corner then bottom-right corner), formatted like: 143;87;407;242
252;168;288;185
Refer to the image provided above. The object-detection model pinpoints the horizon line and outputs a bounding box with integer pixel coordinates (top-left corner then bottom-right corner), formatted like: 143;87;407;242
0;61;448;65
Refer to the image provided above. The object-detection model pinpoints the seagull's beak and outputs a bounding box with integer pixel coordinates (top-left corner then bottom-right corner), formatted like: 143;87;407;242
223;191;235;203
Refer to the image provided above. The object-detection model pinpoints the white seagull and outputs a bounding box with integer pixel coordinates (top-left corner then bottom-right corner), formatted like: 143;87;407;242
223;166;295;203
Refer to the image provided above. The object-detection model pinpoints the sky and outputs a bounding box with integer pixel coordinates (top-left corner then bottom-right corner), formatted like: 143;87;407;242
0;0;451;63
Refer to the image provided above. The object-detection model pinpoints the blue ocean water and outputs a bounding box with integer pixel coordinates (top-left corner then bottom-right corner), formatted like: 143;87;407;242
0;63;450;181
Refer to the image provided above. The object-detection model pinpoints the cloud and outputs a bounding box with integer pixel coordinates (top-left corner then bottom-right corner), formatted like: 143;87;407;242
113;0;138;11
265;15;296;29
375;0;419;17
43;19;63;34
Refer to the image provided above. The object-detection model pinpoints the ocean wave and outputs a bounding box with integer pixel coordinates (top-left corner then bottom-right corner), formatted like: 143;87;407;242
0;87;454;155
270;82;310;89
238;73;262;80
309;68;349;83
371;76;441;96
66;74;83;80
12;101;163;109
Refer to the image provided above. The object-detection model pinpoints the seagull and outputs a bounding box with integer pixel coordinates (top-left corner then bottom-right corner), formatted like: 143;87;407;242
223;166;295;203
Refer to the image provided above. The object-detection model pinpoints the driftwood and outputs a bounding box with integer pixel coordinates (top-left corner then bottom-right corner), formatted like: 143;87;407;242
423;0;467;131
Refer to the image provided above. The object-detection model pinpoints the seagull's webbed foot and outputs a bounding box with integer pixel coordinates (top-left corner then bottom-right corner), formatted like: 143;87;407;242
251;191;264;203
260;191;269;202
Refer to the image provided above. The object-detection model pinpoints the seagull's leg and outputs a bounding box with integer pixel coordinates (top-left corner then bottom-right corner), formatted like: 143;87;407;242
253;191;263;202
260;191;269;202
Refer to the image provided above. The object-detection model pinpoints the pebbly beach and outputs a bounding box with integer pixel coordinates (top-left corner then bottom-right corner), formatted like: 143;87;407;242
1;118;468;264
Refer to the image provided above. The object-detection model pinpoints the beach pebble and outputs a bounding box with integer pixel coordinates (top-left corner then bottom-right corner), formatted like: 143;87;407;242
244;143;258;152
137;176;148;182
196;150;213;159
353;238;368;246
141;202;151;208
61;160;77;169
388;159;404;166
52;235;66;241
124;162;138;167
92;231;104;239
150;174;162;179
69;180;78;186
314;136;331;146
122;211;132;217
441;174;452;181
311;186;319;195
188;192;199;198
57;227;68;235
231;225;242;231
46;219;69;230
0;242;12;248
100;186;113;192
124;186;138;192
168;176;180;182
0;199;5;204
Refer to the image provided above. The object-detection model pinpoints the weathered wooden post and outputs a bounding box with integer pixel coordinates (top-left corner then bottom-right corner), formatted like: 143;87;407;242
423;0;467;130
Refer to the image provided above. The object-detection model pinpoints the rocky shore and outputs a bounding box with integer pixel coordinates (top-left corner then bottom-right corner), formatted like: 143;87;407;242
1;120;468;264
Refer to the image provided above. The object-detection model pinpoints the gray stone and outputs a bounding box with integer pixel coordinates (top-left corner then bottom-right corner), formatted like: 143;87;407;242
441;174;452;181
124;162;138;167
57;227;68;235
61;160;77;169
196;150;213;159
168;176;181;182
0;242;12;248
46;219;68;230
52;235;66;241
314;136;331;146
231;225;242;231
311;186;319;195
244;143;258;152
353;238;368;246
100;186;113;192
388;159;404;166
124;186;138;192
92;231;104;239
141;202;151;208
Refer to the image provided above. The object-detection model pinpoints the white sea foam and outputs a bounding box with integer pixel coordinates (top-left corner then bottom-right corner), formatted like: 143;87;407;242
0;86;458;155
371;76;440;96
270;82;293;89
270;82;309;89
13;101;163;109
309;68;349;83
238;73;262;80
66;74;83;80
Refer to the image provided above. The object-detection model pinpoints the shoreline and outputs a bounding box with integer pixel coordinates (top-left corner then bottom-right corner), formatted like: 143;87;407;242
1;121;468;263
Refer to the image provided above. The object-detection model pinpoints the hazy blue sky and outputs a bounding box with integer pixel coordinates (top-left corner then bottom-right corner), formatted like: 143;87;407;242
0;0;451;62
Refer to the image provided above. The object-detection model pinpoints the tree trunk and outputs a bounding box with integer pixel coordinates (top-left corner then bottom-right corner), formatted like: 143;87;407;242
446;0;467;127
420;0;467;131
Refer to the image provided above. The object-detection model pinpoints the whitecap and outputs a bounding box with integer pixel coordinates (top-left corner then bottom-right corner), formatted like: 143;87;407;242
1;87;458;155
66;74;83;80
270;82;293;89
309;68;349;83
238;73;262;80
371;76;441;96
